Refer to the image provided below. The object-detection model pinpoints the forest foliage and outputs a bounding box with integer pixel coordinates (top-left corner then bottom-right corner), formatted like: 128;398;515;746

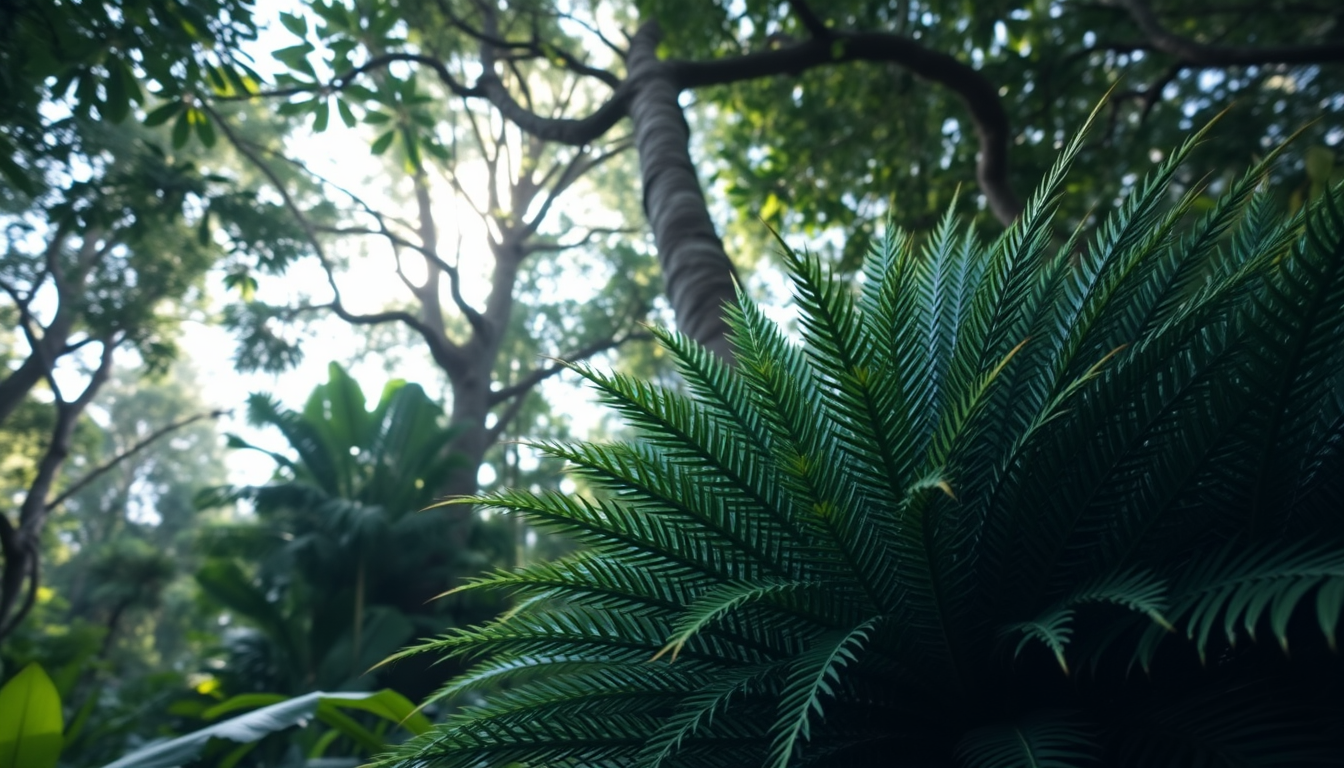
0;0;1341;766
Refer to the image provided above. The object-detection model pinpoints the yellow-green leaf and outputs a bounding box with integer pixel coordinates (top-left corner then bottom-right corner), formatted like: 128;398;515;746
0;663;64;768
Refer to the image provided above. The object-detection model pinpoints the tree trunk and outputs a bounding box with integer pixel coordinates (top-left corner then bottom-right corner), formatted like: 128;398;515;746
626;23;740;362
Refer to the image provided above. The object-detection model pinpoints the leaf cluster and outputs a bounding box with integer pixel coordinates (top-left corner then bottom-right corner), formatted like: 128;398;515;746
380;112;1344;767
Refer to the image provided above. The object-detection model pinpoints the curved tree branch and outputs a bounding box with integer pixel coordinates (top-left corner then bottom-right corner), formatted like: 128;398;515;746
202;103;467;373
468;18;1023;222
237;52;482;101
1107;0;1344;65
46;409;228;511
486;329;652;414
670;31;1023;222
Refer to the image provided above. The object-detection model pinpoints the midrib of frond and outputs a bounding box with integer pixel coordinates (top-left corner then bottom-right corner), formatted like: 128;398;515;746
568;364;818;566
1246;197;1344;535
1015;323;1247;598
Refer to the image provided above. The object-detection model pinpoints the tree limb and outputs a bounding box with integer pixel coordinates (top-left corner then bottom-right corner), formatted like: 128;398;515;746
45;409;228;511
487;329;651;408
2;337;117;640
670;30;1023;223
202;103;467;371
465;21;1024;222
522;138;634;239
1107;0;1344;65
431;0;621;88
237;52;482;102
524;226;642;255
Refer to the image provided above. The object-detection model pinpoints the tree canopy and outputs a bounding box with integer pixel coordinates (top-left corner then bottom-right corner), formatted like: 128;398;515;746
1;0;1341;765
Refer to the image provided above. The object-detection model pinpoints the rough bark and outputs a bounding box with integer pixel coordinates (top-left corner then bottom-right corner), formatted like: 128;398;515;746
626;23;740;362
0;339;116;641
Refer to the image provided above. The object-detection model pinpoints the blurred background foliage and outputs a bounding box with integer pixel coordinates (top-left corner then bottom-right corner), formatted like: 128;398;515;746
1;0;1339;765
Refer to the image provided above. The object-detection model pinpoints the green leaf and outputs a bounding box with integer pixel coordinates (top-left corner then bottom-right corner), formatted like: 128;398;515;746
0;663;64;768
312;100;329;132
370;130;395;155
202;693;289;721
401;127;421;170
0;135;35;196
956;712;1100;768
171;111;191;148
279;12;308;37
142;101;183;127
768;618;879;768
324;689;431;735
96;691;380;768
336;98;357;128
195;111;217;148
276;98;314;117
272;43;316;78
657;580;819;662
103;61;130;123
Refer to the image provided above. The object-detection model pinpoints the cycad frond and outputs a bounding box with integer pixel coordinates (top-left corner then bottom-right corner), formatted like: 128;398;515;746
381;123;1344;768
955;712;1100;768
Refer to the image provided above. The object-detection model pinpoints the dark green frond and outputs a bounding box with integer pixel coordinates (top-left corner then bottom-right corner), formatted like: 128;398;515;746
385;119;1344;768
1133;542;1344;668
955;712;1100;768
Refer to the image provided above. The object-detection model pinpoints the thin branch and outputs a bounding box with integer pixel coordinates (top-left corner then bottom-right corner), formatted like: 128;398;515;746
1111;63;1182;128
524;226;642;255
202;102;465;370
46;409;228;511
485;388;531;444
315;225;427;254
487;330;652;408
0;275;30;311
432;0;622;88
522;138;634;238
0;541;38;641
234;52;481;102
468;22;1023;222
669;29;1024;222
547;9;628;59
1107;0;1344;65
414;172;488;336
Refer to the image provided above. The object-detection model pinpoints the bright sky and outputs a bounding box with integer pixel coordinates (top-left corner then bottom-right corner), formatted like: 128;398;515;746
171;1;804;493
185;3;634;488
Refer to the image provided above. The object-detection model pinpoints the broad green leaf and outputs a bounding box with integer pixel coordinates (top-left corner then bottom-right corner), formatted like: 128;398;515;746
202;693;289;721
336;99;357;128
312;101;330;132
279;12;308;37
97;691;378;768
195;112;217;148
324;689;431;735
0;663;63;768
370;130;395;155
103;62;130;122
171;112;191;148
143;101;184;127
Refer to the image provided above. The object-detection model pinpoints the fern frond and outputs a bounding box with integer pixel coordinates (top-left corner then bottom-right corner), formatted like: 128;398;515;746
954;711;1100;768
637;662;783;768
1004;566;1171;672
1134;542;1344;668
656;579;842;662
767;616;882;768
